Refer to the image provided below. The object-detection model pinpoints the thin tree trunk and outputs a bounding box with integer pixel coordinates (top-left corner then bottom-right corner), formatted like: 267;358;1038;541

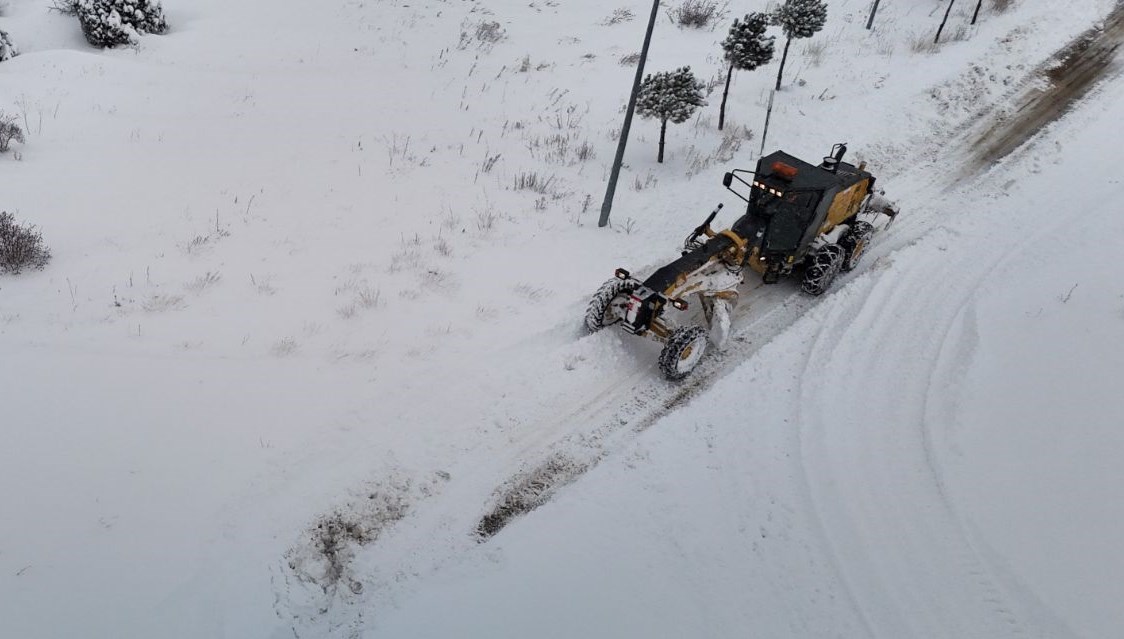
971;0;984;24
599;0;661;227
719;62;734;131
775;37;792;91
866;0;883;29
658;118;667;163
935;0;956;44
759;89;775;157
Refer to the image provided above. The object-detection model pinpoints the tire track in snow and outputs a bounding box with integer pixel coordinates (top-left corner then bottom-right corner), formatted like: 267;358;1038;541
474;280;817;539
791;99;1113;634
792;233;1035;637
787;308;882;639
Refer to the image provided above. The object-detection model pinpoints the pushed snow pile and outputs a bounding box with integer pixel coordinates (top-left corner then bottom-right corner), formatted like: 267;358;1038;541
75;0;167;47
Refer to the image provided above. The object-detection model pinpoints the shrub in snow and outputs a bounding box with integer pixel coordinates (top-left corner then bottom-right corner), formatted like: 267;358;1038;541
0;212;51;274
475;20;504;44
0;29;18;62
49;0;80;15
670;0;722;29
772;0;827;90
636;66;707;163
75;0;167;48
0;111;24;152
718;13;774;130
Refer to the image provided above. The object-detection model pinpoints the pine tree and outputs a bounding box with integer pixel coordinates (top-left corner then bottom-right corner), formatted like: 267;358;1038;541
772;0;827;91
636;67;707;163
0;29;18;62
718;13;774;131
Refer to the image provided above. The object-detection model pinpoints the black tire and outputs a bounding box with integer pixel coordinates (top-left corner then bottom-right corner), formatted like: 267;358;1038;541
658;326;708;381
801;243;845;296
839;221;874;272
584;278;636;334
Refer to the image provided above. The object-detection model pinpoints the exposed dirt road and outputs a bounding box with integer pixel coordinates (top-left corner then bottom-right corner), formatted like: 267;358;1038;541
970;2;1124;170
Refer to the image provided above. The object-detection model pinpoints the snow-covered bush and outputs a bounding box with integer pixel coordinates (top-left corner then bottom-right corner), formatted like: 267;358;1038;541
0;29;18;62
75;0;167;48
636;67;707;163
0;212;51;274
0;111;24;152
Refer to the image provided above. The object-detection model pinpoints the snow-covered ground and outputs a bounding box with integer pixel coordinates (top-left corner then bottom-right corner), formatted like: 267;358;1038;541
3;0;1123;637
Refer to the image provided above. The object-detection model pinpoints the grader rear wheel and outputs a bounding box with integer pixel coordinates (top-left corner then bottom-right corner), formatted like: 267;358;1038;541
840;221;874;272
801;243;845;296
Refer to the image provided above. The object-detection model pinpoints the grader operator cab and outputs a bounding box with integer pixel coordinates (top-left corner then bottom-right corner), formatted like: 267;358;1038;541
585;143;897;380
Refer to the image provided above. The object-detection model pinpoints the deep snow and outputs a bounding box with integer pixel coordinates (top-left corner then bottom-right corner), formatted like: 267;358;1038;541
3;0;1123;637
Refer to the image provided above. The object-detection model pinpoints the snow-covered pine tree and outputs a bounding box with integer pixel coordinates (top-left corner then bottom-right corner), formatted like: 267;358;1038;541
75;0;168;48
636;67;706;163
0;29;18;62
718;13;774;130
772;0;827;90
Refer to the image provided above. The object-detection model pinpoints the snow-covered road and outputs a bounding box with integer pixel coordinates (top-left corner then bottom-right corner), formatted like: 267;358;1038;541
3;0;1123;637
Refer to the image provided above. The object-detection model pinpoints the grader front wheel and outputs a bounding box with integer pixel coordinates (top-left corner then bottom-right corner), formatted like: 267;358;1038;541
658;326;708;380
584;278;636;334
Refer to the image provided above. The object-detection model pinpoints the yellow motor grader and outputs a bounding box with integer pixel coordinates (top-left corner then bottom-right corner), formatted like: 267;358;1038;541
585;143;897;380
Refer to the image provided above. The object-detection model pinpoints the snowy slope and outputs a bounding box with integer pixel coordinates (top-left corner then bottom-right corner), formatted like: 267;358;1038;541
377;22;1124;639
2;0;1122;637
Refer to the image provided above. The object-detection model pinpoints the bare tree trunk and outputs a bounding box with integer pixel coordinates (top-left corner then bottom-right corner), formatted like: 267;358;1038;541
719;62;734;131
935;0;957;44
759;89;776;158
599;0;661;227
775;37;792;91
971;0;984;25
658;118;667;163
866;0;883;29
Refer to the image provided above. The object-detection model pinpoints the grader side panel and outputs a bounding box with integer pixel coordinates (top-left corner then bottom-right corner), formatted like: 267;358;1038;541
823;177;873;231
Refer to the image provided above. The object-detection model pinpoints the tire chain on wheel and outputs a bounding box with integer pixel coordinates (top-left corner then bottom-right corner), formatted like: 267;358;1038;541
839;221;874;272
801;243;845;296
584;278;636;333
658;325;708;380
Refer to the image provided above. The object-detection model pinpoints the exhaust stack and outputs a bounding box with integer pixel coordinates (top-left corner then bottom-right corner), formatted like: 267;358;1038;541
821;142;848;173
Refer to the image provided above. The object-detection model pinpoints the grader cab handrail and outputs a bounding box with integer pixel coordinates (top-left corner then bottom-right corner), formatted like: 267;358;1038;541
722;169;756;204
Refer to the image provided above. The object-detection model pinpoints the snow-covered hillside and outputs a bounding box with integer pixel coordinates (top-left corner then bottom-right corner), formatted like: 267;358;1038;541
3;0;1122;637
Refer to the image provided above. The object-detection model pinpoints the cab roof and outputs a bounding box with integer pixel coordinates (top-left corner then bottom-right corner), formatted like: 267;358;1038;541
755;150;871;193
